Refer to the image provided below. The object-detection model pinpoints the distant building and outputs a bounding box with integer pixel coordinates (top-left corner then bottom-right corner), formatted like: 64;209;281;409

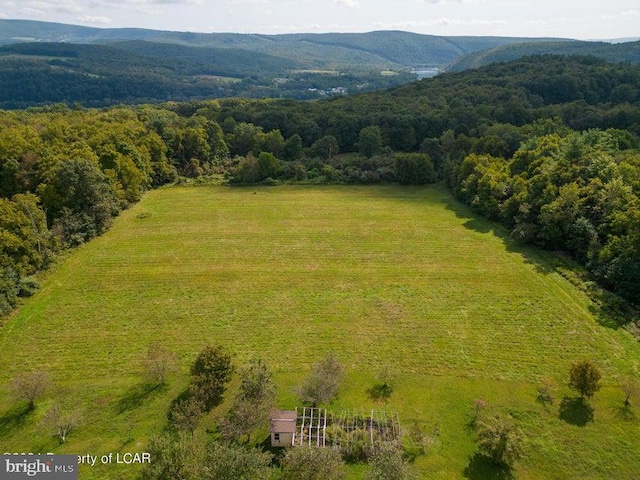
270;410;297;447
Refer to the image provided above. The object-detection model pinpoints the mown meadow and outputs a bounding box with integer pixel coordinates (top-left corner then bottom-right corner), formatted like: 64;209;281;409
1;184;639;479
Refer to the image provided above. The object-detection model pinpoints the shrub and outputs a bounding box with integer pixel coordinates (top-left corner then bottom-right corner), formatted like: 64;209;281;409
475;416;523;467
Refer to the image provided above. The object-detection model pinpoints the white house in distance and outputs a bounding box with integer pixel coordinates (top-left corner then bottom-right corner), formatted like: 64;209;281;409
270;410;297;447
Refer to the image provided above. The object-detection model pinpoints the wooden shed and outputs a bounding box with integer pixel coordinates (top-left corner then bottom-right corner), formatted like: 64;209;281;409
270;410;297;447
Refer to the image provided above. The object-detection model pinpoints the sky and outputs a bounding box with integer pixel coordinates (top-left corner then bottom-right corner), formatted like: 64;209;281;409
0;0;638;40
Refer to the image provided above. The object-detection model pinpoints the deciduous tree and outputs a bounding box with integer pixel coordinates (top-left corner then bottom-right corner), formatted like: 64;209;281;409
142;342;177;386
621;376;638;407
281;446;346;480
358;126;383;158
298;352;344;407
220;358;276;443
198;442;273;480
569;360;602;399
365;446;416;480
169;397;204;434
393;153;437;185
41;404;80;444
310;136;339;161
189;345;234;411
475;416;523;467
284;134;303;161
11;371;51;410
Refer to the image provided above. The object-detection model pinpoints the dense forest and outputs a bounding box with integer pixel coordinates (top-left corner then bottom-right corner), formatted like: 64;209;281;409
1;55;639;318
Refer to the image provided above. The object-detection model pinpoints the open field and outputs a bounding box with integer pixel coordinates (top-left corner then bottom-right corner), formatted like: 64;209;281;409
0;185;639;479
191;74;242;83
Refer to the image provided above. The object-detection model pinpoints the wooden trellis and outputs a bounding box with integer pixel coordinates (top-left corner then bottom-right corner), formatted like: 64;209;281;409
293;407;327;447
284;407;400;452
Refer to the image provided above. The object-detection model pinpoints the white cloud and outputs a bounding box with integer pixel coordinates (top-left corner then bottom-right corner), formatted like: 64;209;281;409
602;10;640;19
12;0;84;13
22;7;46;16
150;0;201;4
424;0;483;4
373;17;508;30
257;22;363;32
335;0;360;7
0;11;8;18
53;0;84;14
77;14;112;24
225;0;267;4
134;4;166;15
524;17;581;26
90;0;201;6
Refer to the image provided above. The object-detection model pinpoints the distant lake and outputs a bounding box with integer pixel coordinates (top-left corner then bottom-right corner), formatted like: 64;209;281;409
411;68;440;79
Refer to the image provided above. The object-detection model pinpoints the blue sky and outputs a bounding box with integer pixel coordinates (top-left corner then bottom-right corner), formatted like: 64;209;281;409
0;0;638;39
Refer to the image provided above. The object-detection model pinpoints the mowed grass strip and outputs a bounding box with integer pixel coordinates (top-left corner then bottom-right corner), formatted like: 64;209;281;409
0;184;639;479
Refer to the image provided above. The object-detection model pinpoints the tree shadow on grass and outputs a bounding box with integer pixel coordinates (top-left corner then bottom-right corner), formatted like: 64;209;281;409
444;195;638;333
115;383;167;414
612;404;637;423
463;453;515;480
0;402;32;435
464;416;479;433
443;196;554;276
558;397;594;426
367;383;393;403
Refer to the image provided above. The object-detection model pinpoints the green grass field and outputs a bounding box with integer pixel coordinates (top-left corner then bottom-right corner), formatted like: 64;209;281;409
1;185;639;479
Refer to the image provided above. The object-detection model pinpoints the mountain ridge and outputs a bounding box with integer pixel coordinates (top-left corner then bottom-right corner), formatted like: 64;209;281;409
0;19;571;69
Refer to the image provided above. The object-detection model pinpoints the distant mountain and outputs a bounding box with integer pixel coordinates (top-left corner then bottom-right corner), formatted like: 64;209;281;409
448;40;640;71
0;19;566;70
3;19;639;109
0;19;161;44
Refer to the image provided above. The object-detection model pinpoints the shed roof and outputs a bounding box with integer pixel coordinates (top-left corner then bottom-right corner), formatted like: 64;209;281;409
270;410;297;433
271;420;297;433
273;410;297;421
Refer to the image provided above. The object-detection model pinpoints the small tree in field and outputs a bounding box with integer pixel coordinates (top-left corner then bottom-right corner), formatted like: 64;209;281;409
220;358;276;443
298;352;344;407
475;416;523;467
189;345;234;411
621;376;638;407
12;371;51;409
281;446;346;480
142;342;177;386
536;378;555;406
142;431;201;480
569;360;601;399
199;442;273;480
169;397;204;434
365;446;416;480
471;398;488;426
368;365;395;403
41;404;80;443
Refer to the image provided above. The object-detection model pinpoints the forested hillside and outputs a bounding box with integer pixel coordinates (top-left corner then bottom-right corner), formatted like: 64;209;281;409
1;55;639;319
449;40;640;71
0;19;563;68
0;41;418;108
